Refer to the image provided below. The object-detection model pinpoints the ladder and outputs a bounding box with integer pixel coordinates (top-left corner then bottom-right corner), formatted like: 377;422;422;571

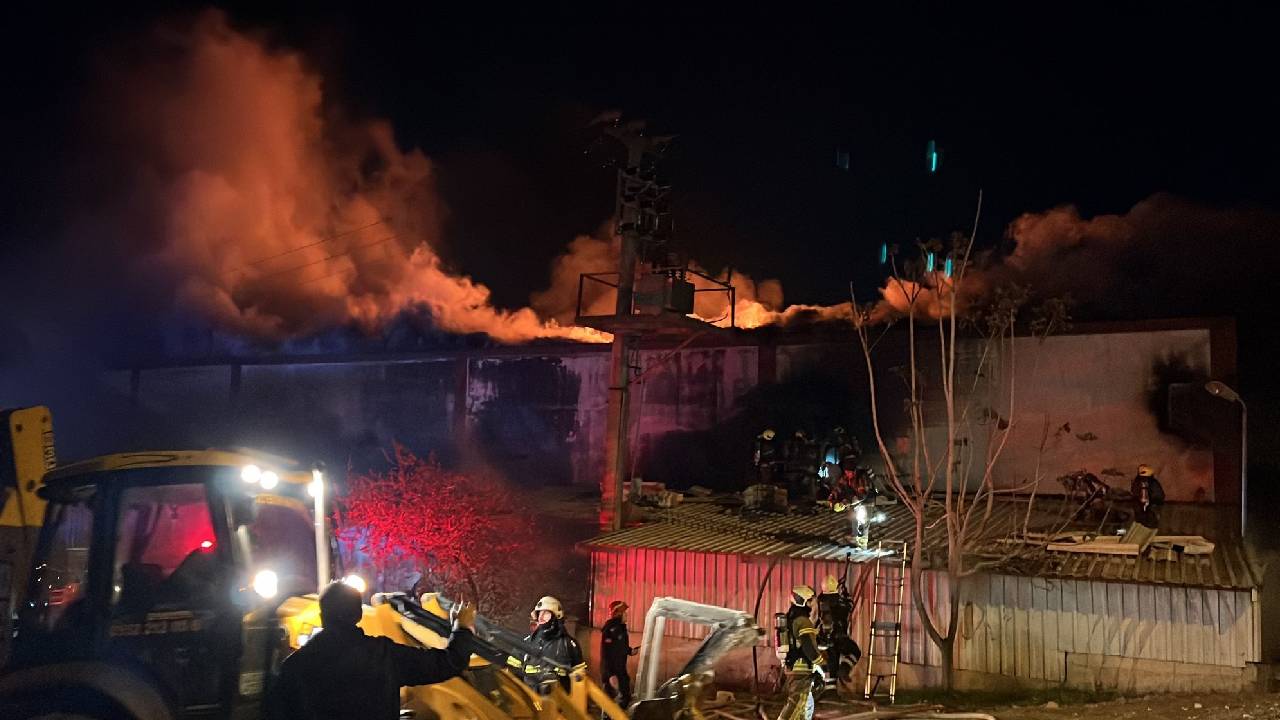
862;540;907;704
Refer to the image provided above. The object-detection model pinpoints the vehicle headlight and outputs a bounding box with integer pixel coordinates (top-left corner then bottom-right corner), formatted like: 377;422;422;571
259;471;279;490
242;464;262;484
342;574;367;593
253;569;279;599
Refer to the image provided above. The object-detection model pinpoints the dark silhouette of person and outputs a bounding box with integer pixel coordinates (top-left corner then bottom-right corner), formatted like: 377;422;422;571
274;582;475;720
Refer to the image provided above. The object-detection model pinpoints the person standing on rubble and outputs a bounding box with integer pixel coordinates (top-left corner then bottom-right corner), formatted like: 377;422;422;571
522;596;583;693
754;428;780;484
600;599;639;707
777;585;824;720
1131;464;1166;529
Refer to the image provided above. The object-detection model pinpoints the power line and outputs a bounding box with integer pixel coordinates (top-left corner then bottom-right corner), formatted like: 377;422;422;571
223;218;386;276
248;233;401;284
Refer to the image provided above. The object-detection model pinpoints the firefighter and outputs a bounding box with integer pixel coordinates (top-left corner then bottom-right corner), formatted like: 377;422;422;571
754;428;780;484
777;585;824;720
274;582;476;720
522;596;583;693
815;576;861;693
784;430;819;501
1131;464;1166;529
600;599;639;706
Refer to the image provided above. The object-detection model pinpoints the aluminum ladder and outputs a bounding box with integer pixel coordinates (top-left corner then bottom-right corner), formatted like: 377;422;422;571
862;540;907;704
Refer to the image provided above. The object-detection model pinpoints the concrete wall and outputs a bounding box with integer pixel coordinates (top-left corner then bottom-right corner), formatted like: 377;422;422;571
953;329;1217;501
97;321;1234;500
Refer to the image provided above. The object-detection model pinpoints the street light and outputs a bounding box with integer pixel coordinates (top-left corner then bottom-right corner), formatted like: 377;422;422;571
1205;381;1247;538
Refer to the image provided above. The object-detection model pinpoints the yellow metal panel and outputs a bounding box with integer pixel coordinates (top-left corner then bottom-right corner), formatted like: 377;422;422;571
44;449;313;486
1;406;55;527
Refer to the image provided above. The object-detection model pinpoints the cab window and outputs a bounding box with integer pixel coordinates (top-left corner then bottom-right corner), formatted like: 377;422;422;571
112;483;221;613
27;489;95;632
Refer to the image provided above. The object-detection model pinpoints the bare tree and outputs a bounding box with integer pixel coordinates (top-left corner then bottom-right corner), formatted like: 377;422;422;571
851;195;1069;688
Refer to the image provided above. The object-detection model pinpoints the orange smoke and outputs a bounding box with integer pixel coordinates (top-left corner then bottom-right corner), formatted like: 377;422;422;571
531;233;857;330
109;11;606;345
105;11;981;346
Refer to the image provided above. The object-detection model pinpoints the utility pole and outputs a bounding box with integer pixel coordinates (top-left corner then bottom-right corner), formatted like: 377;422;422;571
599;122;673;530
578;118;728;531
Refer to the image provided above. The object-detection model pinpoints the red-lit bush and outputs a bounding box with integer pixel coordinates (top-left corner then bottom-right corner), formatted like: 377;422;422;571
337;444;531;617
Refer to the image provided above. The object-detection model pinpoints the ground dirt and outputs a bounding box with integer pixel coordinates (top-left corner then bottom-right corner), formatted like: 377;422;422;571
735;693;1280;720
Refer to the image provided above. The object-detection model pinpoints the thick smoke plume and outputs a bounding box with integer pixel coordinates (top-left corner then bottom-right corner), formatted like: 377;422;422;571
841;194;1277;325
82;12;1275;348
97;11;603;345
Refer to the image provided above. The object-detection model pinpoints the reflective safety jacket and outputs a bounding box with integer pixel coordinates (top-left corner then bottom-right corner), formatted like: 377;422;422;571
783;606;821;672
520;617;583;691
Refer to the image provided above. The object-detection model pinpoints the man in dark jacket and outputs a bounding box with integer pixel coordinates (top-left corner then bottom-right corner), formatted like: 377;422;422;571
600;600;638;706
274;582;475;720
522;595;583;693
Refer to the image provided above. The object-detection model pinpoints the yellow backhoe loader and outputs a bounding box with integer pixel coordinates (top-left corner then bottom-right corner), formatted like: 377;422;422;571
0;405;763;720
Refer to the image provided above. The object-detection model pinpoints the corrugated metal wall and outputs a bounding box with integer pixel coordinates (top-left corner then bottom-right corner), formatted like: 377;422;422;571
590;548;1258;682
956;575;1256;680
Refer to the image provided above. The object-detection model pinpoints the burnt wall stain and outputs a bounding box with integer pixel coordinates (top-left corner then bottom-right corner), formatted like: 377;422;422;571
1146;351;1210;443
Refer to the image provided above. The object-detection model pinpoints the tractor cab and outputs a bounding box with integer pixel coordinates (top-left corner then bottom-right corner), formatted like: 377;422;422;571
0;450;335;720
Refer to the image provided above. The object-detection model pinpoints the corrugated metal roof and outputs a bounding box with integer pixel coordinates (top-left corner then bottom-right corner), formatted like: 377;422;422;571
585;499;910;561
583;499;1259;590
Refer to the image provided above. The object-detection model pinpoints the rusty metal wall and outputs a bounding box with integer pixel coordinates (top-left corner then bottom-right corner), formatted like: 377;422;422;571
589;547;1258;680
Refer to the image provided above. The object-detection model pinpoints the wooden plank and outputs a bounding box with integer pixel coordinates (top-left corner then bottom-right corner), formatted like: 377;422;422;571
985;575;1002;675
1089;581;1107;656
1106;582;1124;656
1000;576;1017;676
1069;580;1087;656
959;574;986;673
1058;578;1076;654
1153;585;1172;662
1121;584;1139;658
1045;578;1063;652
1029;579;1046;680
1014;577;1031;678
1048;541;1142;555
1168;586;1186;664
1136;584;1156;659
1235;590;1256;665
1215;591;1235;667
1186;588;1205;666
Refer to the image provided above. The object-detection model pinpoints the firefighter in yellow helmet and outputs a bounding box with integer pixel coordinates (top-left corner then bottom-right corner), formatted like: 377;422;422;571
777;585;824;720
815;575;861;694
521;596;583;693
1131;464;1165;529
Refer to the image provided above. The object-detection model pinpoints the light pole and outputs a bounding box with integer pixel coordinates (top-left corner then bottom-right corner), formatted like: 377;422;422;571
1205;381;1247;538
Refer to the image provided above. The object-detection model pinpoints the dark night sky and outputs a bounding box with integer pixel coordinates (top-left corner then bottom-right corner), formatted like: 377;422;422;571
2;4;1280;456
4;4;1278;309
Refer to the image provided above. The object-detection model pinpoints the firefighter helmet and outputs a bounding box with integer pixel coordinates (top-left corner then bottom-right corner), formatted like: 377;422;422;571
532;596;564;620
1138;464;1154;477
791;585;816;606
609;599;629;614
760;428;776;441
822;575;839;593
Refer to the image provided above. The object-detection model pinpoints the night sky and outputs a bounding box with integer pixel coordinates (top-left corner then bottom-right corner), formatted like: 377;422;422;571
4;5;1277;305
2;6;1279;454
